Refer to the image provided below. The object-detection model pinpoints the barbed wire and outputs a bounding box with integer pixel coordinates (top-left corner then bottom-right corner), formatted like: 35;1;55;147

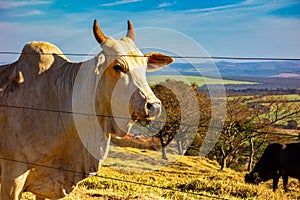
0;157;227;199
0;103;211;129
0;103;298;136
1;103;298;139
94;174;227;200
0;104;121;119
1;51;300;61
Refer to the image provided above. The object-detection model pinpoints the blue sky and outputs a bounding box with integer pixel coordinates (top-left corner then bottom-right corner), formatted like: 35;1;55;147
0;0;300;63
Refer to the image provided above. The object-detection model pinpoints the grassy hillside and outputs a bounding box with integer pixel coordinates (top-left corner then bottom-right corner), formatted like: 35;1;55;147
22;147;300;200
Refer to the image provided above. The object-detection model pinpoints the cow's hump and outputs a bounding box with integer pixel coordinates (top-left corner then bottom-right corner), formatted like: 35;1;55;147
0;42;70;95
20;41;70;75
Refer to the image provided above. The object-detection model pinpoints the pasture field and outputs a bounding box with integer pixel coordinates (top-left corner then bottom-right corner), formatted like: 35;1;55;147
233;94;300;100
22;147;300;200
228;94;300;101
236;94;300;125
278;94;300;100
263;94;300;101
146;75;256;86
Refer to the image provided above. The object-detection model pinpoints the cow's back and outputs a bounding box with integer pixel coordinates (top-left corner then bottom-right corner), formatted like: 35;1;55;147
254;143;283;170
279;143;300;179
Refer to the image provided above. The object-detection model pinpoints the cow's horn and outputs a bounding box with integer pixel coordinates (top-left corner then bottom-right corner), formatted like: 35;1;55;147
93;19;107;44
126;20;135;41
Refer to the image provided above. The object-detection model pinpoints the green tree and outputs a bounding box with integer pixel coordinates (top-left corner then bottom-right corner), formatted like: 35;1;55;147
135;80;210;160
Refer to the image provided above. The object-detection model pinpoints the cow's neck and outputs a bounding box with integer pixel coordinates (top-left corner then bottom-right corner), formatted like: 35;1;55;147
58;53;110;171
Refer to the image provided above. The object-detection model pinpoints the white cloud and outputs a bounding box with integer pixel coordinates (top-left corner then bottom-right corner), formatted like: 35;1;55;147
12;10;43;17
180;0;295;14
180;0;253;13
0;0;52;9
0;21;93;63
101;0;142;7
158;3;173;8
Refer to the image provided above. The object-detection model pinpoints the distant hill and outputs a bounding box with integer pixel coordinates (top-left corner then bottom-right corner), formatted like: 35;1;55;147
149;61;300;78
148;61;300;90
215;61;300;78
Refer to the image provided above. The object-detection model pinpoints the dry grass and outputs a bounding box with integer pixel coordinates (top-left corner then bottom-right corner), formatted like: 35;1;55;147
22;147;300;200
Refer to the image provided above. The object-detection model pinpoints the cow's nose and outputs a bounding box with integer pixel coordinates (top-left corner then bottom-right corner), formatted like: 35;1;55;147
146;102;161;117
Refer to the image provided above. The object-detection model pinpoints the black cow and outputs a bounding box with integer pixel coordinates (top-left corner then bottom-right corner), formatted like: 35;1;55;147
245;143;300;192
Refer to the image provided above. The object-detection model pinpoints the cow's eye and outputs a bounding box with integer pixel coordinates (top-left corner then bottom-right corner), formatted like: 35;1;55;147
113;65;124;73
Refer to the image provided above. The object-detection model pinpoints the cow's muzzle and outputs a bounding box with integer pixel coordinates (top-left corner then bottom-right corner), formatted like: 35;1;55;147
130;89;162;121
145;101;161;119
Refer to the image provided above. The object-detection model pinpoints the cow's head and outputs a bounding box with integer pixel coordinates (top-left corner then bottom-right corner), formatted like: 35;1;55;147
93;19;174;137
245;169;274;185
245;143;283;186
245;172;262;185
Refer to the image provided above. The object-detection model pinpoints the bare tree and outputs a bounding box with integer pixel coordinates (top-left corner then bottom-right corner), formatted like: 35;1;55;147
210;95;300;171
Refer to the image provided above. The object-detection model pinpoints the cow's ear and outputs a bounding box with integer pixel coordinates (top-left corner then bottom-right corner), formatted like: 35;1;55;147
95;54;106;75
145;52;174;72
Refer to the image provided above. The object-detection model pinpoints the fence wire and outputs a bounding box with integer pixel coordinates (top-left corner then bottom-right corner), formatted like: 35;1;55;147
0;157;227;200
1;51;300;61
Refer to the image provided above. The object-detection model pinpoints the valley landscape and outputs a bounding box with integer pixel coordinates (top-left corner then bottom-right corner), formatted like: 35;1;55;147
149;61;300;90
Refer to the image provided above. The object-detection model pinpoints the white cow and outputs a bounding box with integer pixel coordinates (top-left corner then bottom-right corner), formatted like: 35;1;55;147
0;19;174;199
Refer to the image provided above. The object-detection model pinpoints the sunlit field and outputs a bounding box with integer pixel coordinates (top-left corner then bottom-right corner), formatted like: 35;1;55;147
147;75;256;86
22;147;300;200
